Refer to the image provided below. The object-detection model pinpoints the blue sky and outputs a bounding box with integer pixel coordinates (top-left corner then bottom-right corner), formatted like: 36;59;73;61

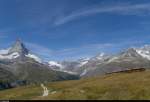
0;0;150;61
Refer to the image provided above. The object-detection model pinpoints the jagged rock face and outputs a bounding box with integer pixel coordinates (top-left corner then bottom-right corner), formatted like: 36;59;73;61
120;48;141;58
8;39;29;56
0;39;42;62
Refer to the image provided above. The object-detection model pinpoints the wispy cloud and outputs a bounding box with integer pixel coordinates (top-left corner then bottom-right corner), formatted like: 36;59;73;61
55;3;150;26
52;43;113;60
25;42;53;60
25;42;114;61
24;39;145;61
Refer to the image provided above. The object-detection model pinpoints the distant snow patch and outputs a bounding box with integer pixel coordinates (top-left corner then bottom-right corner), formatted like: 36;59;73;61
0;52;20;59
48;61;78;75
80;69;87;76
78;57;90;67
48;61;63;68
26;54;42;63
61;70;78;75
78;61;88;67
96;53;105;60
107;57;119;63
136;50;150;60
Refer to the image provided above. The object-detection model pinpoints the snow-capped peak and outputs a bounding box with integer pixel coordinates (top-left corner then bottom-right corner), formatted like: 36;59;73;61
80;69;87;77
0;40;43;63
120;48;140;58
95;53;105;60
8;39;29;55
90;52;107;61
48;61;63;68
135;45;150;60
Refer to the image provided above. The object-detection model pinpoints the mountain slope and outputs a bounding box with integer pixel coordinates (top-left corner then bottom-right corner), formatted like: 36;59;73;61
0;40;79;89
47;53;109;76
82;48;150;77
45;45;150;78
0;67;18;89
6;59;79;84
0;69;150;100
46;48;150;77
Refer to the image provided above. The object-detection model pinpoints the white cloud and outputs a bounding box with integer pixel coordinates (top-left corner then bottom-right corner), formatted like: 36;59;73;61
54;3;150;26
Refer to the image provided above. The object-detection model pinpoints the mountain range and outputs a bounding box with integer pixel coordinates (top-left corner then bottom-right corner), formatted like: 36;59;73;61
47;45;150;77
1;39;150;90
